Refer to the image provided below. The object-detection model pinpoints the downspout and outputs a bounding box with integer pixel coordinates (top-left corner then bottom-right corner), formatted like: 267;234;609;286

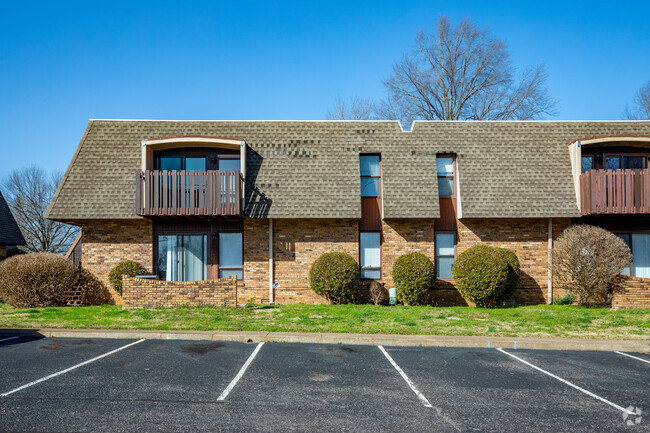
269;218;274;304
547;218;553;304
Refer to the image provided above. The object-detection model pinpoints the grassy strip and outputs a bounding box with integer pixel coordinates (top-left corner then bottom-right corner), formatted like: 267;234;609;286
0;303;648;339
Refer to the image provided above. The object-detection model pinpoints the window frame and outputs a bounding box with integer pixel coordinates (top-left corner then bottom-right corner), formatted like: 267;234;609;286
156;232;208;282
216;231;244;279
359;231;382;280
435;231;457;280
359;154;382;198
436;155;456;198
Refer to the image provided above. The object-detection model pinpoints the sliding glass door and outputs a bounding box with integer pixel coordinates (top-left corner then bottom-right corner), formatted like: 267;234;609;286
157;234;207;281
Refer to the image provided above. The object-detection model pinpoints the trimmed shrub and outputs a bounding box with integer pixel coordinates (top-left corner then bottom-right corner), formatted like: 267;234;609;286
0;253;78;308
392;252;436;305
551;224;631;305
309;252;360;304
452;244;520;307
108;260;148;296
78;268;112;306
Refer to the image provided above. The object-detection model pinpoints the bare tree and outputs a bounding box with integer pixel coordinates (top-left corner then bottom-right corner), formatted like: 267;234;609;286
2;166;79;254
328;16;557;125
624;81;650;120
325;95;376;120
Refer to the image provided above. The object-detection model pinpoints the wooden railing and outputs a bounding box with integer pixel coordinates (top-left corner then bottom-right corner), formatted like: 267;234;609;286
135;170;241;216
580;169;650;215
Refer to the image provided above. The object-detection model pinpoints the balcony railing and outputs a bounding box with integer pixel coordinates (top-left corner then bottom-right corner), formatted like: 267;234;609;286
580;169;650;216
135;170;241;216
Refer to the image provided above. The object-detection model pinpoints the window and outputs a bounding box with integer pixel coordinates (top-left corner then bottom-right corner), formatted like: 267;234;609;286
435;232;455;279
581;156;594;173
436;156;455;197
360;232;381;279
604;155;649;171
616;233;650;278
158;156;206;171
157;234;207;281
360;155;380;197
218;232;243;279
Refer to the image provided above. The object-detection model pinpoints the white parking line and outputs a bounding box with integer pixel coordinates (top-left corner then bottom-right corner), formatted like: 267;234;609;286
497;348;635;415
0;339;146;397
0;336;21;343
614;351;650;365
217;342;264;401
378;345;432;408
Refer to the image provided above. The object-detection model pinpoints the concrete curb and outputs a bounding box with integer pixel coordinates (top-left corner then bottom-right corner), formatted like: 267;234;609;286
1;328;648;352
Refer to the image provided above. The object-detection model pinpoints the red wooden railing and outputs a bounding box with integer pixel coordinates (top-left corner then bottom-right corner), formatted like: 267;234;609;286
580;169;650;216
135;170;241;216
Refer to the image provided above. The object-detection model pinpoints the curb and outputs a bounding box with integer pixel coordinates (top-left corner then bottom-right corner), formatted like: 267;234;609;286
1;328;648;353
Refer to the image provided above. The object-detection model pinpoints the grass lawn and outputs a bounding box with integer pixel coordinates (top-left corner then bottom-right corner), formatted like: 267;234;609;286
0;303;648;339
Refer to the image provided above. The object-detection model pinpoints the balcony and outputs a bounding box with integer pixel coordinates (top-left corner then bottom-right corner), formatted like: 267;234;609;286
135;170;241;216
580;169;650;216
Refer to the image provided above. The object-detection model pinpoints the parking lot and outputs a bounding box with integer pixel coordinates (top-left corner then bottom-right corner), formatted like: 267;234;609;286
0;336;647;432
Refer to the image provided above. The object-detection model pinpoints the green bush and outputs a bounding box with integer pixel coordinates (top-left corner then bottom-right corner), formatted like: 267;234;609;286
392;252;436;305
452;244;520;307
0;253;78;308
309;252;360;304
552;294;575;305
108;260;148;296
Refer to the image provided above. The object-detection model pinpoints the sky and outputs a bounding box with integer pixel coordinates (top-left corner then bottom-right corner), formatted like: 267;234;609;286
1;0;649;175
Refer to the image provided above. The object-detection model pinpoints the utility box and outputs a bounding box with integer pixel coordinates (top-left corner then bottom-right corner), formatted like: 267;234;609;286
389;288;397;305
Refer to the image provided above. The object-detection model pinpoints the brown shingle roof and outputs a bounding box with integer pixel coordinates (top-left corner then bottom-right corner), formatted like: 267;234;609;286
0;191;26;246
45;120;650;221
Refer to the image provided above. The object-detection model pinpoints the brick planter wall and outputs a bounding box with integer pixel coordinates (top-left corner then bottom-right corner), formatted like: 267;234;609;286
122;275;240;308
611;275;650;309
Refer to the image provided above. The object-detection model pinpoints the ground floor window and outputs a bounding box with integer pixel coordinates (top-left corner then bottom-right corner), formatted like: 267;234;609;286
616;233;650;278
360;232;381;279
218;232;243;279
157;234;207;281
435;232;456;279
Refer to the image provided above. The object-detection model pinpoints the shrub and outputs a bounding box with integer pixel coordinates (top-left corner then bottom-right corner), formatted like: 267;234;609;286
392;252;436;305
309;252;360;304
452;244;520;307
551;225;631;306
108;260;148;296
552;294;575;305
78;268;112;306
0;253;78;308
368;280;386;306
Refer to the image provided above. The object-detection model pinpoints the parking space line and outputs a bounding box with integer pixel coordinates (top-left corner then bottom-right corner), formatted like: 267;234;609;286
217;342;264;401
378;346;432;408
614;351;650;365
0;336;21;343
497;348;635;415
0;339;146;397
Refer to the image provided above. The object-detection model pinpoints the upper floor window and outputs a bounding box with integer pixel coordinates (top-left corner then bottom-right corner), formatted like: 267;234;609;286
437;156;455;197
155;148;240;172
360;155;381;197
605;155;648;171
581;156;593;173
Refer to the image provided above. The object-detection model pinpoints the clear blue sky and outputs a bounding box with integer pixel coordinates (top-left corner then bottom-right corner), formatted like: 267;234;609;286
1;0;649;175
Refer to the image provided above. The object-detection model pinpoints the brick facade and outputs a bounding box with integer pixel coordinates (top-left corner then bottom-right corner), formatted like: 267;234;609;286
272;219;358;304
122;275;240;308
457;218;571;304
611;275;650;309
77;216;611;308
80;219;153;303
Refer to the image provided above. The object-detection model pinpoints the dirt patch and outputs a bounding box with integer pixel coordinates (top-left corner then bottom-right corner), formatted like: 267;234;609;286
39;339;97;351
180;342;225;356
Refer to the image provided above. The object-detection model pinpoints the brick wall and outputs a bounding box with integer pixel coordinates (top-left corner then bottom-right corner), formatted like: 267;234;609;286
611;275;650;309
80;219;153;303
456;218;571;304
382;219;436;290
272;218;358;304
122;275;240;308
242;219;270;303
